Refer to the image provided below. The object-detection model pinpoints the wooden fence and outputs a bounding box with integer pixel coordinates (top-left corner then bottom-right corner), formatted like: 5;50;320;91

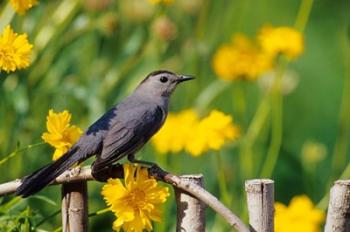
0;165;349;232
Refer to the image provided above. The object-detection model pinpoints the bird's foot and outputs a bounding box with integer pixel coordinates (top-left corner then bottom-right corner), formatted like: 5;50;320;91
127;154;157;168
91;163;123;182
67;166;81;177
148;164;168;180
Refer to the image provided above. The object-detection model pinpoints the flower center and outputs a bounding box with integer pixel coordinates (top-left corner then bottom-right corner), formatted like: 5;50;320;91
126;188;147;210
0;46;16;68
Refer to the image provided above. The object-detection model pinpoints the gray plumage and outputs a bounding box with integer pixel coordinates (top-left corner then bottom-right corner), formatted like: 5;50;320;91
16;70;194;197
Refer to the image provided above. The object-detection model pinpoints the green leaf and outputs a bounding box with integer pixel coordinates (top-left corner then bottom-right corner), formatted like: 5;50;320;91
30;195;57;207
0;197;22;213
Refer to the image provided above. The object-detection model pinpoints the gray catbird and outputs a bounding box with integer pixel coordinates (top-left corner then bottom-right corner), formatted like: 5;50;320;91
16;70;194;197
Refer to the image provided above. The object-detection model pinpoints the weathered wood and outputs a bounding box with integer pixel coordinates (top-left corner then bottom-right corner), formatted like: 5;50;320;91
149;166;250;232
245;179;274;232
175;175;206;232
62;181;88;232
325;180;350;232
1;165;250;232
0;179;21;196
0;166;95;196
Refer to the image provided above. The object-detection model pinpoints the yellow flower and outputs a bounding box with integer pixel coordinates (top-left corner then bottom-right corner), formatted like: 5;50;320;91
258;25;304;60
152;109;198;154
301;140;327;164
0;25;33;73
186;110;240;156
152;109;240;156
212;34;271;81
275;195;325;232
147;0;174;5
102;164;170;232
10;0;38;14
42;109;83;160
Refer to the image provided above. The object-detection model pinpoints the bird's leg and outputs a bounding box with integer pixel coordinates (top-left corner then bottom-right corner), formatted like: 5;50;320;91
127;154;158;168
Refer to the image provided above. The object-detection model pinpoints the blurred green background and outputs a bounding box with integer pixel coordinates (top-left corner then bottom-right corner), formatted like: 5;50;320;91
1;0;350;231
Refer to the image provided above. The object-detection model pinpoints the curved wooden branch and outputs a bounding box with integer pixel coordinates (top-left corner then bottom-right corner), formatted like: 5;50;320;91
0;165;249;232
149;166;249;232
0;166;95;196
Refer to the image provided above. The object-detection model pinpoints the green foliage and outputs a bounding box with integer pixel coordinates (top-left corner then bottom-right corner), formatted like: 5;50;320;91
0;0;350;231
0;198;36;232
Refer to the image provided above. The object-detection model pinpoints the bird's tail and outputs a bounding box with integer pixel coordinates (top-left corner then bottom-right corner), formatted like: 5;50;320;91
16;147;81;198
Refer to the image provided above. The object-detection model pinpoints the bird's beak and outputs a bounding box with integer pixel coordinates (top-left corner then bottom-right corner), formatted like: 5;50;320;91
177;75;195;83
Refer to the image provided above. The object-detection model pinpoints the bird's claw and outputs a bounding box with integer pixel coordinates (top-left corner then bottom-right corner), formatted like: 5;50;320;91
68;166;81;177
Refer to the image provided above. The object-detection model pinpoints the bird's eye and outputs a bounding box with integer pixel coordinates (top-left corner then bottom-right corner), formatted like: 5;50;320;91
160;76;168;83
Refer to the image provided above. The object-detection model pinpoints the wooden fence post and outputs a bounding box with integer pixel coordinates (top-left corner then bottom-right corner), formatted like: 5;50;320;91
0;166;250;231
61;181;88;232
174;175;206;232
245;179;274;232
325;180;350;232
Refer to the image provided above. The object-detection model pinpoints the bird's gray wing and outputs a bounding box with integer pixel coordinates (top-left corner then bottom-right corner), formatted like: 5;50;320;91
72;107;117;161
92;104;165;171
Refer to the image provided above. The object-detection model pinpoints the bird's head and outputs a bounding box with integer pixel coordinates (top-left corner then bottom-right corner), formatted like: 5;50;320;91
136;70;194;97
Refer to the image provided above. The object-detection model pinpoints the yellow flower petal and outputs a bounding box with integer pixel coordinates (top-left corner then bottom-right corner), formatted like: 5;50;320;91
101;164;170;232
52;147;68;161
10;0;38;14
153;109;240;156
147;0;173;5
0;25;33;72
102;179;127;206
212;34;271;81
275;195;325;232
258;25;304;60
41;109;82;160
152;110;199;154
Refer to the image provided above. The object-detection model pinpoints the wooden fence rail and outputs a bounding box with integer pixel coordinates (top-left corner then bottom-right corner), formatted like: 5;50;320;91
0;166;349;232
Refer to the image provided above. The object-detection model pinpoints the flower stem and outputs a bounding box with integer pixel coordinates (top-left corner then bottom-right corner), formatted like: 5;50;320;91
318;25;350;209
53;226;62;232
0;142;45;166
211;151;232;231
88;207;110;217
216;151;232;206
35;209;61;227
260;59;287;178
232;82;247;125
195;0;209;40
317;162;350;210
0;3;15;32
294;0;314;32
259;0;314;178
330;27;350;179
240;94;270;178
195;80;230;114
